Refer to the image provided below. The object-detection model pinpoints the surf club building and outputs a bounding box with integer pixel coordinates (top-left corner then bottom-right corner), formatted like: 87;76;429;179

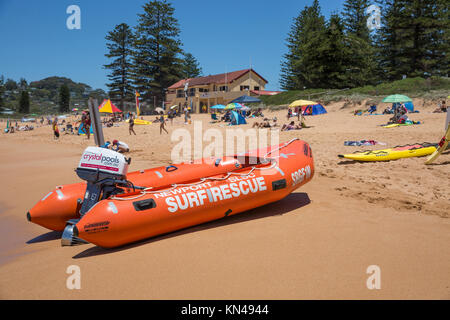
166;69;279;113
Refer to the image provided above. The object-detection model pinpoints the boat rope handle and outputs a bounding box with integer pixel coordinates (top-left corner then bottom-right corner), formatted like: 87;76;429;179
111;138;299;201
166;165;178;172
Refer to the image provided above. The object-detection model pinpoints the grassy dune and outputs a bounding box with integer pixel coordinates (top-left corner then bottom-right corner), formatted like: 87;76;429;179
261;77;450;108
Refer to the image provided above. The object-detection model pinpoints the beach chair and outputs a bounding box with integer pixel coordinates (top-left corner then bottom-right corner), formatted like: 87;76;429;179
65;124;74;134
210;113;219;123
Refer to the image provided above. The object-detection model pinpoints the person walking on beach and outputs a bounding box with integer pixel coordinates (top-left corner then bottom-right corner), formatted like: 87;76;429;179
287;108;292;120
160;115;168;134
184;105;189;124
81;111;91;139
129;115;136;135
52;117;60;140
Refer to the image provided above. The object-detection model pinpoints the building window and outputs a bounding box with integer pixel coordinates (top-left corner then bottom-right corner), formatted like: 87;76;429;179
176;90;184;98
199;88;209;93
240;85;250;91
254;86;260;91
188;88;196;97
219;86;228;92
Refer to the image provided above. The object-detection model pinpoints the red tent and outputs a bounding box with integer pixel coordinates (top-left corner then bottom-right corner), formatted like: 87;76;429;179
98;99;122;113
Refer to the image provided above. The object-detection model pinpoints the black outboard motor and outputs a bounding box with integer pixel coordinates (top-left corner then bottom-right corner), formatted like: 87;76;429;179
62;147;131;246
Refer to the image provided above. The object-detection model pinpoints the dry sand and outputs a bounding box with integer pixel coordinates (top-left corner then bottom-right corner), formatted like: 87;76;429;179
0;101;449;299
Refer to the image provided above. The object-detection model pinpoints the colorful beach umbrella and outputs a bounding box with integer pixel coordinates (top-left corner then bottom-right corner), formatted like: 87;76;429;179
72;108;79;111
98;99;122;113
289;100;318;108
382;95;412;103
170;105;178;109
225;103;243;110
211;104;226;109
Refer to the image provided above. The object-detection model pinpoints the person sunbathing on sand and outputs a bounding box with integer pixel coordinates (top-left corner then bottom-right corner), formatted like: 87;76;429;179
281;121;301;131
433;101;447;113
253;118;278;129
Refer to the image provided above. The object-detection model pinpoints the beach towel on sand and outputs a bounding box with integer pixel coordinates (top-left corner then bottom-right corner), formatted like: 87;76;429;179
344;140;387;146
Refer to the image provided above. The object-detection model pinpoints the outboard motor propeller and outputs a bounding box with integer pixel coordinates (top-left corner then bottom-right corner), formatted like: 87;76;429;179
62;147;131;246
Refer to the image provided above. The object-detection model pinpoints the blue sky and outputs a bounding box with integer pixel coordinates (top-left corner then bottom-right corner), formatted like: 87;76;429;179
0;0;348;92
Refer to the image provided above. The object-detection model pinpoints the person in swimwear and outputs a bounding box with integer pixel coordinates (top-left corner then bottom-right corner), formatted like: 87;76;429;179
52;117;60;139
111;140;130;153
129;114;136;135
81;111;91;139
281;121;301;131
160;115;168;134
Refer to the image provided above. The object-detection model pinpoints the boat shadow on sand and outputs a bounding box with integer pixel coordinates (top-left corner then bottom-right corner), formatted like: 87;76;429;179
72;192;311;259
27;231;63;244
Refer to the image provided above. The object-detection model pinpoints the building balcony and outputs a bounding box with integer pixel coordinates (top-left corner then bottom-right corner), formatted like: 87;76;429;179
167;90;254;103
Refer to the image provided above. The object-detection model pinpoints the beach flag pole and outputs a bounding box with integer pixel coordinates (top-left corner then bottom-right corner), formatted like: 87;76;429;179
88;98;105;147
249;57;251;93
446;106;450;131
135;91;140;117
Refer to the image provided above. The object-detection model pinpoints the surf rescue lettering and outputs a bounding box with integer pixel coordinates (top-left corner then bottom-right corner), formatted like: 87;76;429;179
154;174;267;213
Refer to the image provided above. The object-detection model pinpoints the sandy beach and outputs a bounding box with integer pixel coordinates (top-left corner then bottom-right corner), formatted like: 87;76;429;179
0;100;449;299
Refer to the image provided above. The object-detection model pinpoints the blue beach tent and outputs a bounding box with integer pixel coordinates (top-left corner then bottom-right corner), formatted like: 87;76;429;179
392;102;415;112
229;111;247;125
302;104;327;116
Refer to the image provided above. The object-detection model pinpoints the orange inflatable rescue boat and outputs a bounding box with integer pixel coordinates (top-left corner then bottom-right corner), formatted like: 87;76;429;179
27;138;314;248
28;157;245;231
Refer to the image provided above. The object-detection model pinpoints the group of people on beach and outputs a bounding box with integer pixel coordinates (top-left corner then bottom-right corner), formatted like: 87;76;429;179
249;107;309;131
3;120;34;133
252;118;278;129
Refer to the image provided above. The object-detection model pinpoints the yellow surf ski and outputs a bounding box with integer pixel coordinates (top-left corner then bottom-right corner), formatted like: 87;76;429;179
382;122;420;128
339;143;437;162
126;119;152;125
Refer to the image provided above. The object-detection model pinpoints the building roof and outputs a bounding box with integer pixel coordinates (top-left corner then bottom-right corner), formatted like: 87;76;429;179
250;90;282;96
168;69;268;90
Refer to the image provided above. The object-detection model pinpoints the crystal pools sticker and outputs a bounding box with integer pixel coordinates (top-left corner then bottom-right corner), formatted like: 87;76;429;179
80;151;120;172
156;174;268;213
